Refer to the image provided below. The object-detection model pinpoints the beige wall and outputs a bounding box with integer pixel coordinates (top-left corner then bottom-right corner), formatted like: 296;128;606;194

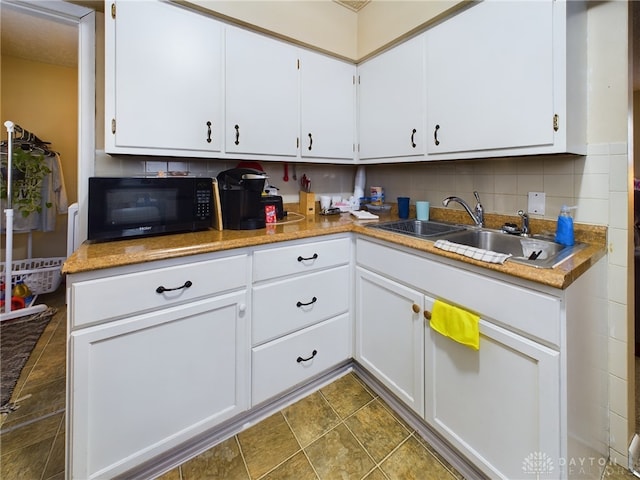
185;0;462;61
1;55;78;259
356;0;463;59
186;0;359;59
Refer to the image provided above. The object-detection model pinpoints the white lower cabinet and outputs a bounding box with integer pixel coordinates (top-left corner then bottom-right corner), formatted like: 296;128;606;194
69;291;248;480
355;267;425;416
355;237;608;480
66;253;250;480
356;259;560;477
251;235;353;406
66;233;607;479
425;315;560;479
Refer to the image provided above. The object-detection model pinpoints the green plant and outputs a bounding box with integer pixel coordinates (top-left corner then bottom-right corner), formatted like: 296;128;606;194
0;147;51;217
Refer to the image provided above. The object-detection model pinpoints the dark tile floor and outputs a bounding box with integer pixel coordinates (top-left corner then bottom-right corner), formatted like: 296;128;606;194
0;288;67;480
157;373;464;480
0;286;636;480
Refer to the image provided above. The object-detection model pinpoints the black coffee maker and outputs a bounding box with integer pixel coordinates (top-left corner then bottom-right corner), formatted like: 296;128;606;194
217;168;268;230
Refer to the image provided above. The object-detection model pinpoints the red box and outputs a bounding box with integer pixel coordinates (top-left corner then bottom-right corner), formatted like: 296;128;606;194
265;204;277;224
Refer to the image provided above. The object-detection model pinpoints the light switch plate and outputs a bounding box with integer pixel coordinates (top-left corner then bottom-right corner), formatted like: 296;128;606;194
528;192;545;215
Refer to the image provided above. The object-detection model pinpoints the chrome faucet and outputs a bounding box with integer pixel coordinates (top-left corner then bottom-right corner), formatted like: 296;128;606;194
442;191;484;228
518;210;530;237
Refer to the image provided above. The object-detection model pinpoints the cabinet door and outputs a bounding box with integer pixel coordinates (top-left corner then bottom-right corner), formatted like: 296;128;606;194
424;315;560;479
358;34;425;160
106;1;223;153
300;50;355;160
355;267;424;416
426;0;554;155
69;292;248;480
225;27;298;156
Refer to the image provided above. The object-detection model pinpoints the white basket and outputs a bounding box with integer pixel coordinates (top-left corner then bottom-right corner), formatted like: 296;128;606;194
1;257;64;295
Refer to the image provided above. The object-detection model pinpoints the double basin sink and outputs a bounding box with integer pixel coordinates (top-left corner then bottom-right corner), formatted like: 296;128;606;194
369;219;586;269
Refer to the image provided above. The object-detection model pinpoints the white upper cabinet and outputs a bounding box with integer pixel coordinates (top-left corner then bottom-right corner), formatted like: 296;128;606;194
105;1;223;155
225;27;299;157
425;0;586;158
357;34;425;160
104;0;586;163
299;50;356;161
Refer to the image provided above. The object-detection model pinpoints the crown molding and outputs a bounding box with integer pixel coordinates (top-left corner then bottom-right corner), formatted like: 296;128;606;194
333;0;370;13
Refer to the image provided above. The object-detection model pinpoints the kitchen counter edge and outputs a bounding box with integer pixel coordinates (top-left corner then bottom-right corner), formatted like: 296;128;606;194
62;212;606;290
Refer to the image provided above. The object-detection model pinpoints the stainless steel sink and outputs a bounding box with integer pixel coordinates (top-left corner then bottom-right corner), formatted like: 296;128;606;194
369;220;586;268
439;229;586;268
369;219;466;238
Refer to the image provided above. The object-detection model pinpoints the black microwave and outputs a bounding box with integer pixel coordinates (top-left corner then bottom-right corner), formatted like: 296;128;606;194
88;177;213;242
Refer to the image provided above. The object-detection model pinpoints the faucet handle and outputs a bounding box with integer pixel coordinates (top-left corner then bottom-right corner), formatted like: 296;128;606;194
473;191;484;226
518;210;530;236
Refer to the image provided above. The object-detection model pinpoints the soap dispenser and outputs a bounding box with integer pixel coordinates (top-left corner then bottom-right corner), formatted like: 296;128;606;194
555;205;576;246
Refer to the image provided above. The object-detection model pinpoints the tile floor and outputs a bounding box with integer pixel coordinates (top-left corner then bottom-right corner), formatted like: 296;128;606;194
0;285;637;480
0;288;67;480
156;373;465;480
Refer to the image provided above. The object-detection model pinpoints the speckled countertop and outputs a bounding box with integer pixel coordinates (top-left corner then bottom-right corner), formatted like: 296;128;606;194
63;205;607;290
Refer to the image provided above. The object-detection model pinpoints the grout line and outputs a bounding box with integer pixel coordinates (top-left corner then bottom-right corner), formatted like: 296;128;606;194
39;412;66;480
5;303;65;417
317;381;407;480
0;408;65;435
258;411;314;480
233;434;253;480
272;410;320;480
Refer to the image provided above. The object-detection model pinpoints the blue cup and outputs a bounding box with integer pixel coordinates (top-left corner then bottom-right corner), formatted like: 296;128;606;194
397;197;410;219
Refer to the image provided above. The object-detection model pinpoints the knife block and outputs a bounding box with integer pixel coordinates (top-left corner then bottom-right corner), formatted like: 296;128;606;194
299;191;315;216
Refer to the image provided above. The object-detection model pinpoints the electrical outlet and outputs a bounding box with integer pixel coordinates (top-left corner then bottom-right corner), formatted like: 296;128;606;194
528;192;546;215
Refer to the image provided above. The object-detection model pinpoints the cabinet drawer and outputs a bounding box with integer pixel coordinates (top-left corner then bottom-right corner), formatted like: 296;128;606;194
357;238;561;346
71;255;248;328
253;266;349;345
252;313;351;406
253;237;350;282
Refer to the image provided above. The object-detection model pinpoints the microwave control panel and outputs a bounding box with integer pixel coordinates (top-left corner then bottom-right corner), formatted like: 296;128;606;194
195;180;213;220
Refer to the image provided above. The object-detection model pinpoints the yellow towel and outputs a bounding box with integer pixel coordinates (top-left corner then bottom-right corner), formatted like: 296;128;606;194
430;300;480;350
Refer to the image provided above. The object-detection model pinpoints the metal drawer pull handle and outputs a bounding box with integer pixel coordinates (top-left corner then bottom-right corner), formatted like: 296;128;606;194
156;280;192;294
297;296;317;307
234;124;240;145
297;349;318;363
308;133;313;151
411;128;417;148
434;124;440;146
297;253;318;262
206;121;212;143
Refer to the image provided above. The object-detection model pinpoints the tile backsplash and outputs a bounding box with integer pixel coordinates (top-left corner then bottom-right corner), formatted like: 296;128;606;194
96;145;626;228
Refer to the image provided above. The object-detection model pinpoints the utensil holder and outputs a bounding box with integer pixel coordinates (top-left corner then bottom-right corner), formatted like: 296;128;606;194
299;191;315;216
